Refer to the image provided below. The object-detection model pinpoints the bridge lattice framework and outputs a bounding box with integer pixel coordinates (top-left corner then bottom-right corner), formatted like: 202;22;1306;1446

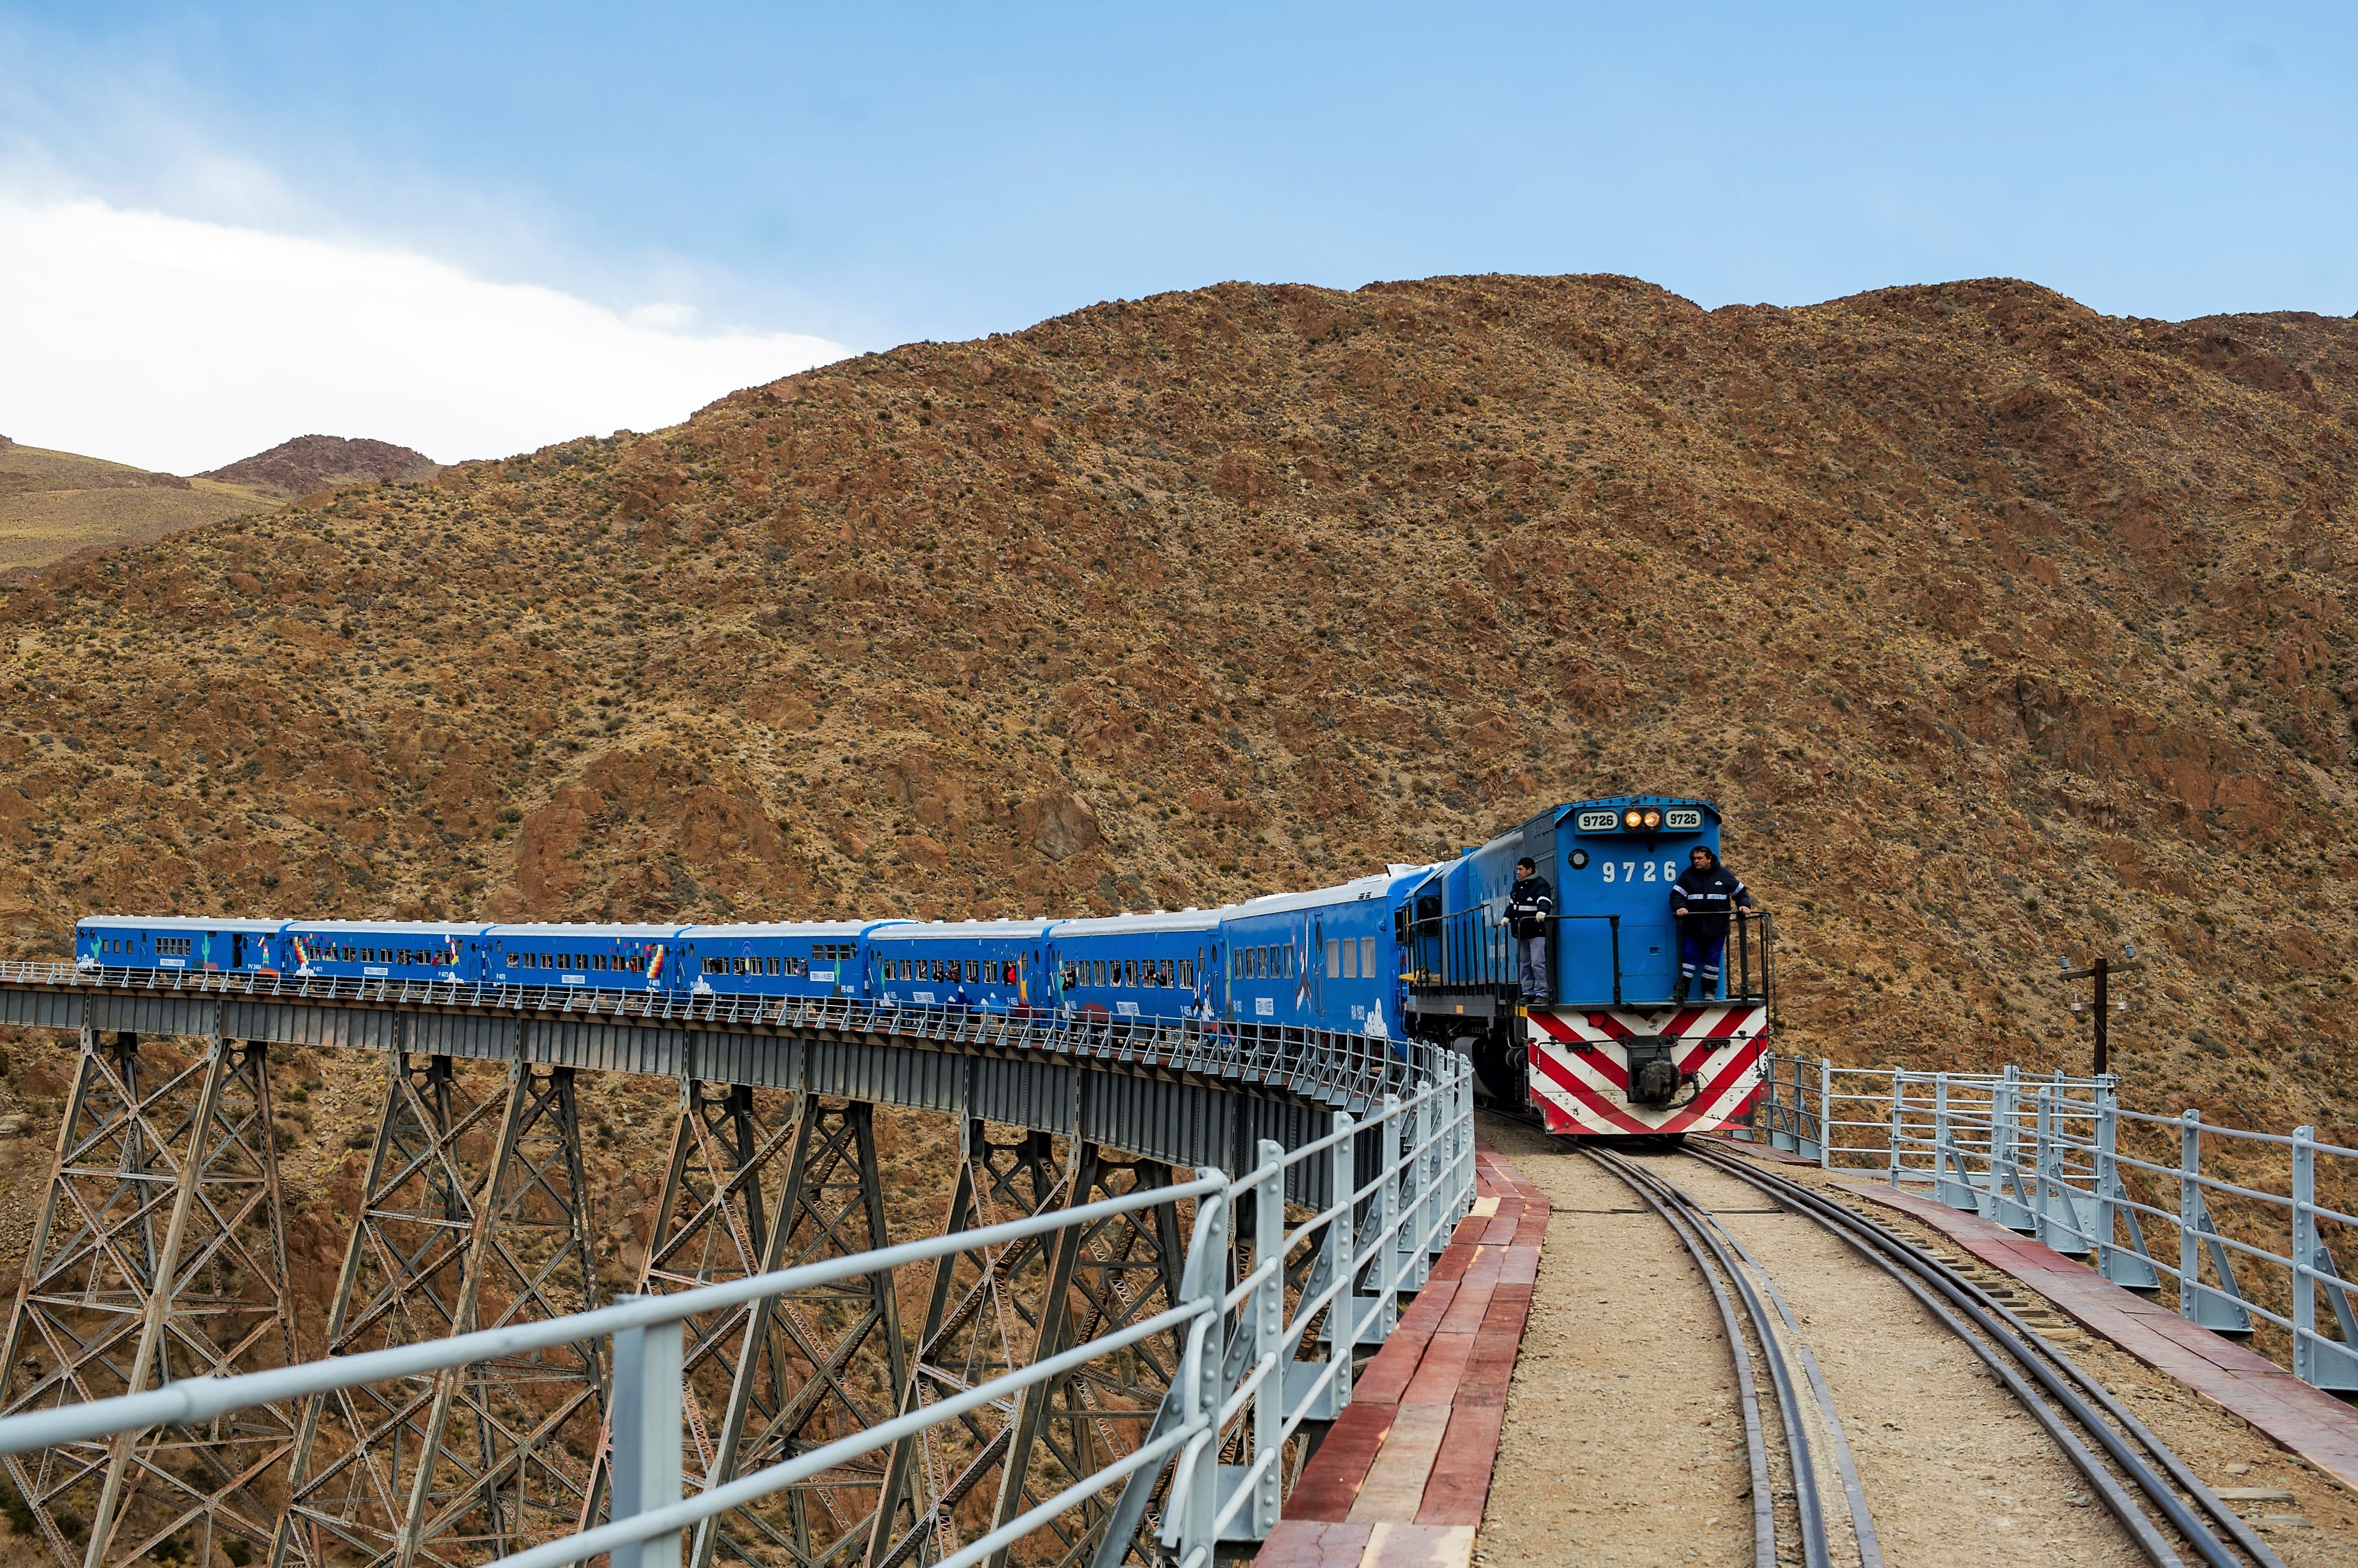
0;969;1415;1568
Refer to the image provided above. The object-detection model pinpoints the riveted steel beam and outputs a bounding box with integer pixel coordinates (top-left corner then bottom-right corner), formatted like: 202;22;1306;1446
0;1017;297;1568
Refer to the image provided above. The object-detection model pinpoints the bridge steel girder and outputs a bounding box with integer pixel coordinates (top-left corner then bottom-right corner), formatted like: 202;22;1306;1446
269;1046;604;1568
0;1016;297;1568
0;983;1346;1209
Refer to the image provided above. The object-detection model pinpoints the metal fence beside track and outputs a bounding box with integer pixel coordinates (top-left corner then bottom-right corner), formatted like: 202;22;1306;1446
0;1040;1476;1568
1742;1052;2358;1395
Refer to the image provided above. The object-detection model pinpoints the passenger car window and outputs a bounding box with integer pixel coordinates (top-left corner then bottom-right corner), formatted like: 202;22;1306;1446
1361;937;1378;977
1326;939;1340;979
1342;940;1357;979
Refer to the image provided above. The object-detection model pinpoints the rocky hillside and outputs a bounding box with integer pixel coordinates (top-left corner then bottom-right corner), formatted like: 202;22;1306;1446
0;439;277;574
201;433;440;500
2;272;2356;1155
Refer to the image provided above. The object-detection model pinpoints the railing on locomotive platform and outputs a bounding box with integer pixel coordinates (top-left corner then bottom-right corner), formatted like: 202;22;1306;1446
0;1052;1476;1568
1743;1053;2358;1395
1403;907;1774;1010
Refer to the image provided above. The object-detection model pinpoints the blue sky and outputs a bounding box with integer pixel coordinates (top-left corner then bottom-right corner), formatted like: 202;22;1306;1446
3;2;2353;468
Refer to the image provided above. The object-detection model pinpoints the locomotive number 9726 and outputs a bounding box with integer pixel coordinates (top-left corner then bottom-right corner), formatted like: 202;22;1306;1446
1599;860;1682;884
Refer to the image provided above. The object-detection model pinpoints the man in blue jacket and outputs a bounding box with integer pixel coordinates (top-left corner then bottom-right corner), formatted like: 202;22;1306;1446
1507;856;1555;1003
1669;846;1761;1004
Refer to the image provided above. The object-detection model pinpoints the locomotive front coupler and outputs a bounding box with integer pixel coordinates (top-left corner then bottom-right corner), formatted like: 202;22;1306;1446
1624;1038;1682;1106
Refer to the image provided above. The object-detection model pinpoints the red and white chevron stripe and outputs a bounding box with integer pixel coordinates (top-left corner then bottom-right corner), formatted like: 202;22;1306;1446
1524;1005;1768;1136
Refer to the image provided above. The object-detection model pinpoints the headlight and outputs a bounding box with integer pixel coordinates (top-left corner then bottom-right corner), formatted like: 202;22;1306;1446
1623;808;1642;828
1642;808;1662;829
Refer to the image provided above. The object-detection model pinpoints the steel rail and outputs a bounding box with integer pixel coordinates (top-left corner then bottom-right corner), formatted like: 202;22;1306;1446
1689;1143;2283;1568
1595;1150;1886;1568
1577;1149;1777;1568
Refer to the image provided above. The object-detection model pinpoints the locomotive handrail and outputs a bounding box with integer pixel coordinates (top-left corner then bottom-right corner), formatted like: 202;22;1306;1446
1399;904;1772;1010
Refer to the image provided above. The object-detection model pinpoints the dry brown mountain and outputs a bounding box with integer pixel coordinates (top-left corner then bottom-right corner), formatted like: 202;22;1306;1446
1;273;2356;1315
201;433;440;499
0;440;277;575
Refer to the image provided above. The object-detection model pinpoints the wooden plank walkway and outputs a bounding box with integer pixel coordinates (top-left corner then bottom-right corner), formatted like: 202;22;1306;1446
1840;1179;2358;1493
1255;1144;1549;1568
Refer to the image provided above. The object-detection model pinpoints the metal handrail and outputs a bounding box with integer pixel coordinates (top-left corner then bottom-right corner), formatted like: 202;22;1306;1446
0;1039;1480;1568
1745;1052;2358;1392
6;960;1433;1114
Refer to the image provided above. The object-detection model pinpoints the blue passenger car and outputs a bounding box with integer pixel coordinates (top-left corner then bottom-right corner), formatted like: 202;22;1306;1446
485;923;689;991
1045;910;1220;1022
76;916;287;976
1219;869;1427;1039
678;921;899;999
281;920;494;984
870;920;1054;1013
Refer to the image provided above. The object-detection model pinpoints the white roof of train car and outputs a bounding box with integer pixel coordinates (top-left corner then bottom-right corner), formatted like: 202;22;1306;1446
676;921;901;939
870;920;1057;942
484;923;692;940
1049;909;1221;937
78;915;286;930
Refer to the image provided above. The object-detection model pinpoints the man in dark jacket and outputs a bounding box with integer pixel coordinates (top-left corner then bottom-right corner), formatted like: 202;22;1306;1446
1668;846;1760;1004
1507;856;1555;1003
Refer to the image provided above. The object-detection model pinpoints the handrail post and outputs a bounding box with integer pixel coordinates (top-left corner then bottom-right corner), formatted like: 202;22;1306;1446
609;1300;684;1568
1174;1185;1227;1568
2294;1125;2319;1385
1252;1139;1285;1535
1608;915;1622;1007
2179;1109;2203;1323
1376;1093;1402;1341
2095;1085;2121;1281
1328;1110;1356;1406
1816;1056;1832;1169
1888;1083;1902;1189
1399;1085;1428;1292
2034;1086;2054;1249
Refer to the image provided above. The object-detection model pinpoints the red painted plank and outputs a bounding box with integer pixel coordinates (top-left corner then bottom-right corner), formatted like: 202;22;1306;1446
1416;1403;1509;1525
1287;1403;1398;1520
1436;1280;1496;1337
1401;1332;1477;1405
1255;1520;1376;1568
1395;1281;1459;1338
1353;1322;1436;1407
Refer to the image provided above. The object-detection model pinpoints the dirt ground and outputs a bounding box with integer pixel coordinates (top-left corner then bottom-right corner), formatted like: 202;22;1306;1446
1474;1115;2358;1566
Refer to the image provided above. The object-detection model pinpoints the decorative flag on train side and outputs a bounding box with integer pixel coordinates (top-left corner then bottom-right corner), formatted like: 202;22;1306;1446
1294;918;1316;1011
647;943;666;983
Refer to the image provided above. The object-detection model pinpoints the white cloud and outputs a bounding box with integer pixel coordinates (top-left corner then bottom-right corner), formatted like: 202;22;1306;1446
0;194;853;474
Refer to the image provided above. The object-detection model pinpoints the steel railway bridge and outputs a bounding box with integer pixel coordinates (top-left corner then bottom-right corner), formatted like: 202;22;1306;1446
0;964;1472;1568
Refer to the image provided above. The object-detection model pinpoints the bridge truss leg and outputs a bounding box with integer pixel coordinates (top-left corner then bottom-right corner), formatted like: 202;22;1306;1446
867;1126;1186;1568
271;1051;603;1568
0;1022;297;1568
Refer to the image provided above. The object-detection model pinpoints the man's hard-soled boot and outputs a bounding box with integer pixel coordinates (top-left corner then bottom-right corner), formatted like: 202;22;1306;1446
1671;972;1689;1005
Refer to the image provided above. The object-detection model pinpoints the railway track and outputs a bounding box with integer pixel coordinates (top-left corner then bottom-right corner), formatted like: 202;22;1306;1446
1564;1126;2291;1568
1582;1146;1881;1568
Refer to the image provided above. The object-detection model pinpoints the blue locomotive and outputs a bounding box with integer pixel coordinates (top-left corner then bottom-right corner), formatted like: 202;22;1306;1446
72;796;1769;1136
